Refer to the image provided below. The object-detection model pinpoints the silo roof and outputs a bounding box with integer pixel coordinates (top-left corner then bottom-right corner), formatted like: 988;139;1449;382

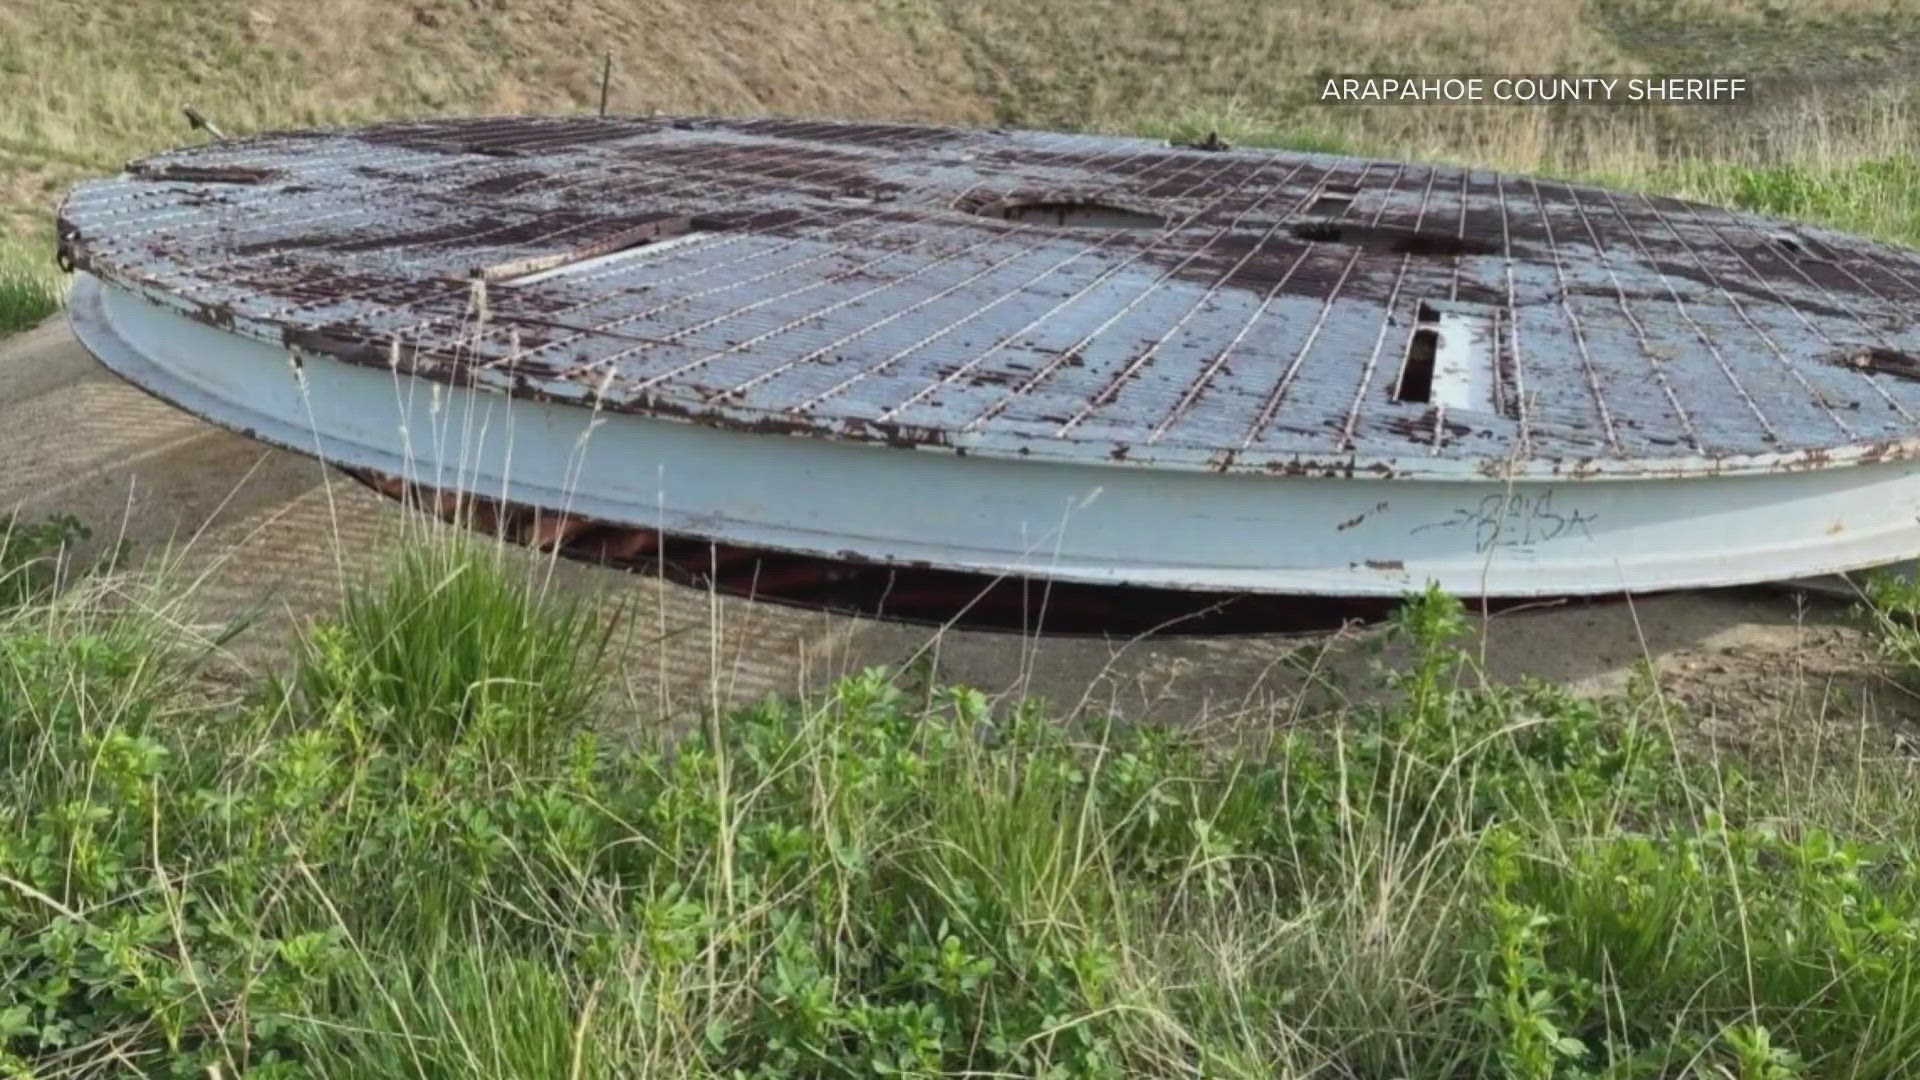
55;114;1920;481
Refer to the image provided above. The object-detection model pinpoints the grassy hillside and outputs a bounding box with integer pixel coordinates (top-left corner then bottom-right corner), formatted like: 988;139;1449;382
926;0;1920;194
3;0;1916;244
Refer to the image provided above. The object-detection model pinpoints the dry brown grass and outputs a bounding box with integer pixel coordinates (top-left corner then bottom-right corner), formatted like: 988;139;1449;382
0;0;1915;254
930;0;1916;151
0;0;992;248
934;0;1630;126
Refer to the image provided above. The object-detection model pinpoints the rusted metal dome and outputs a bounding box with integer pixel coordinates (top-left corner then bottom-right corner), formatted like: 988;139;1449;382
58;115;1920;596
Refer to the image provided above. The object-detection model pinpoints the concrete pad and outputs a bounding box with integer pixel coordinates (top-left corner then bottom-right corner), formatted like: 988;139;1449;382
0;314;1904;735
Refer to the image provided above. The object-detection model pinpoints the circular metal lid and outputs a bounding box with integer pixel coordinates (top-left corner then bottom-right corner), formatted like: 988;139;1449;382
58;114;1920;480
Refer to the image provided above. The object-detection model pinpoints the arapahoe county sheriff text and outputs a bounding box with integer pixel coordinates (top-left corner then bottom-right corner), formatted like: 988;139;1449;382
1321;76;1750;102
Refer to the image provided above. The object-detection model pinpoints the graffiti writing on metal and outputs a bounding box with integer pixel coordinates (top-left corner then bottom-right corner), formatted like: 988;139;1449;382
1411;491;1597;553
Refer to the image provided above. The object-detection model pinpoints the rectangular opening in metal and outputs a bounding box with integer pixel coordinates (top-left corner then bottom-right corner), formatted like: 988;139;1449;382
477;213;698;285
1395;302;1499;412
1394;313;1440;403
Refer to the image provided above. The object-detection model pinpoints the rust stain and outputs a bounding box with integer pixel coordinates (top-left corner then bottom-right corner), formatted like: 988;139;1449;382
1337;501;1391;531
55;114;1920;480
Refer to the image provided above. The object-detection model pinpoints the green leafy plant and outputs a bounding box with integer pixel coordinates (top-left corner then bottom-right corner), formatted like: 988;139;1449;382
0;513;88;612
6;565;1920;1075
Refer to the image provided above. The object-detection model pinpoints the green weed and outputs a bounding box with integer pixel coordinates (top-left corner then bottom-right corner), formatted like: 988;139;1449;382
291;537;614;758
0;244;60;337
1640;154;1920;246
0;513;88;612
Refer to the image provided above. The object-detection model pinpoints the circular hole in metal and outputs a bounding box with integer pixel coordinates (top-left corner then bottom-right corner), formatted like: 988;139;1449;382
971;198;1168;230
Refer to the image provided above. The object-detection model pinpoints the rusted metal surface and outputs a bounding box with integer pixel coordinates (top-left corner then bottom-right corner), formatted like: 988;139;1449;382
58;114;1920;480
56;116;1920;599
68;270;1920;597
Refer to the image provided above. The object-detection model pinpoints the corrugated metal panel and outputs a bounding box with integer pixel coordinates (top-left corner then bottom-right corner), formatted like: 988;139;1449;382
59;115;1920;481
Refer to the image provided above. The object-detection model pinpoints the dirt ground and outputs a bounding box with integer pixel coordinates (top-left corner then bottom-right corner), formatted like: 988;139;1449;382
4;312;1915;741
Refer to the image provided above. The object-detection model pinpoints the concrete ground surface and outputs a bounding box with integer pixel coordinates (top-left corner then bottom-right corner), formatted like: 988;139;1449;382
2;312;1912;738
